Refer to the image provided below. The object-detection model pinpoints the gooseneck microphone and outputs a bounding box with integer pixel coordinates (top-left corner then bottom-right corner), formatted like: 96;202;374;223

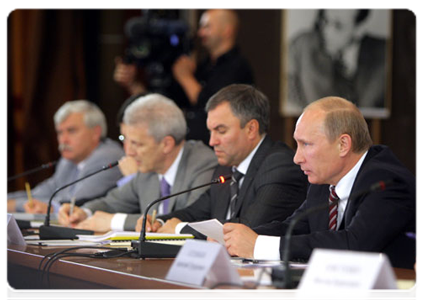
277;179;394;289
133;174;231;259
8;161;57;182
39;161;119;240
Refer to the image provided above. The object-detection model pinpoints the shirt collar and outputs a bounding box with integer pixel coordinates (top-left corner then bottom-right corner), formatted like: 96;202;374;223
334;151;368;201
234;135;265;175
158;145;184;187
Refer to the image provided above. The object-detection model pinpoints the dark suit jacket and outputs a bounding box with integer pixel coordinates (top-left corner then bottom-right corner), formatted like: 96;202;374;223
160;135;309;234
254;145;416;269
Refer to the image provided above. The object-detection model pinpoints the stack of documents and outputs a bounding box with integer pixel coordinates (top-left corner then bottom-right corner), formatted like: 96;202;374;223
77;231;195;246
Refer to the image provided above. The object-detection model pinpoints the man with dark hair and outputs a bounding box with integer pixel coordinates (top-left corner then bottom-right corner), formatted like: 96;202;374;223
136;84;308;236
287;9;387;113
223;96;415;269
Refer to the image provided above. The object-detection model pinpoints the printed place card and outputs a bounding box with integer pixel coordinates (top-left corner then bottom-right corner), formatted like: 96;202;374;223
298;248;397;292
166;239;242;287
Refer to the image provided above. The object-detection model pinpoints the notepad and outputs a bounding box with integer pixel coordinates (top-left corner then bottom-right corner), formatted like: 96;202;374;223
77;231;194;243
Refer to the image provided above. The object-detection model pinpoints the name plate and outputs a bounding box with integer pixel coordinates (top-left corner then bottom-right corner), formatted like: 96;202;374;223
298;249;397;291
166;239;242;287
7;214;26;246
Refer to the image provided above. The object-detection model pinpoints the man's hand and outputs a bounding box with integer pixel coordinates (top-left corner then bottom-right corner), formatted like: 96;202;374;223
135;214;162;232
223;223;258;258
7;199;17;212
23;199;51;214
172;55;196;82
75;211;113;232
58;204;88;227
157;218;182;234
118;156;138;177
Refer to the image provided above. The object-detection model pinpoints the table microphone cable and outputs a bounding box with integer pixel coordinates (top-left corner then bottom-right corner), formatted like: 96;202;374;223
38;246;137;287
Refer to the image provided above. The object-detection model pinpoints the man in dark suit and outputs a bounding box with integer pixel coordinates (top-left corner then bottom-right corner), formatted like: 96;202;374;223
136;84;308;235
223;96;416;269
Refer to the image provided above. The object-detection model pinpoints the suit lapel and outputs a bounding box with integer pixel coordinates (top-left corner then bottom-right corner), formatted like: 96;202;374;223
141;173;161;213
232;136;273;217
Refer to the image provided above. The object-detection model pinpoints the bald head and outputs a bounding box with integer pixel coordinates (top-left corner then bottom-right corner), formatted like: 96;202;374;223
303;96;372;153
211;9;239;35
198;9;239;58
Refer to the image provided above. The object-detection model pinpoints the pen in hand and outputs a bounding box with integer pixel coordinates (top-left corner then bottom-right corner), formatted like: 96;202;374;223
25;182;34;209
151;209;157;225
69;197;76;224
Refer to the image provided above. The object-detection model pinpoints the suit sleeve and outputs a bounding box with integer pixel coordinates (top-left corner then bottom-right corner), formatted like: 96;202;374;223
280;172;415;261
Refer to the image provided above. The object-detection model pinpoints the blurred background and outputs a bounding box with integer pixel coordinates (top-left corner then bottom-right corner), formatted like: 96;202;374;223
7;9;416;192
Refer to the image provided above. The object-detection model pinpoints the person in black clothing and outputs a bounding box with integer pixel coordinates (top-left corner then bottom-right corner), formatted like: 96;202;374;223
114;9;254;145
172;9;254;144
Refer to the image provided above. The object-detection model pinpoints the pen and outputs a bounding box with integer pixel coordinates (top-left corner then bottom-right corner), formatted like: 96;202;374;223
25;182;33;208
405;232;420;242
69;196;76;217
151;209;157;225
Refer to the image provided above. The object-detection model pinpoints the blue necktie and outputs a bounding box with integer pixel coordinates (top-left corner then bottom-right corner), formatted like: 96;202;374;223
160;177;171;214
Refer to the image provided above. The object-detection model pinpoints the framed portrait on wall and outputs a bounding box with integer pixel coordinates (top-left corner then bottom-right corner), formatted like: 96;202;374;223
280;9;392;118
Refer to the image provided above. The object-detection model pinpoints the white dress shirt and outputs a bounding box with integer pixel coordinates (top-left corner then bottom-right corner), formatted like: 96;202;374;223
254;151;368;260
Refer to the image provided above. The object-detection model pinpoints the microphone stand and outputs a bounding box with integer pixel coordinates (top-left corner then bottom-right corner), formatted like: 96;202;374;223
39;161;119;240
132;174;231;259
277;179;394;289
8;161;57;182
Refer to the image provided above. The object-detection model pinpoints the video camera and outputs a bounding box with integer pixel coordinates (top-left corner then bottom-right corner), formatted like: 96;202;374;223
123;11;192;92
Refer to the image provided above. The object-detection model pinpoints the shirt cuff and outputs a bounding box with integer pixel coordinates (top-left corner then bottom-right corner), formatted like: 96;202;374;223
254;235;281;260
82;207;93;219
175;222;189;234
110;213;127;231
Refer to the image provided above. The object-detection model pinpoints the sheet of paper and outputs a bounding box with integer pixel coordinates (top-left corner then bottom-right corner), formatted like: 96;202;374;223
187;219;224;244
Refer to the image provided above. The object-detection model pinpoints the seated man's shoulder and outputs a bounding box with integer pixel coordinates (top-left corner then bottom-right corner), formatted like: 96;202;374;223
185;140;216;161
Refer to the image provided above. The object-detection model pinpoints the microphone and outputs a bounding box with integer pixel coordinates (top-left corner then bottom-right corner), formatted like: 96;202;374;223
274;179;394;289
39;161;119;240
8;161;57;182
132;174;231;259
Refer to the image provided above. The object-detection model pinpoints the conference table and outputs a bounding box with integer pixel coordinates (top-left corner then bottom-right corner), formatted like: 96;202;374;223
7;242;416;290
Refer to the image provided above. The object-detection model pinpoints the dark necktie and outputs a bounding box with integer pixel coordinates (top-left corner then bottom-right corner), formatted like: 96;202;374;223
328;185;339;231
160;177;171;214
229;169;244;218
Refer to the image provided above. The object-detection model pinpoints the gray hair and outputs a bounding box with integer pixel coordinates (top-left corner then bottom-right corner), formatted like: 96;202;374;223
54;100;107;138
205;84;270;134
123;94;187;144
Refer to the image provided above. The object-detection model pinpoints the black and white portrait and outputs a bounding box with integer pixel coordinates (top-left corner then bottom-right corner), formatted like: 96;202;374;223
282;9;392;118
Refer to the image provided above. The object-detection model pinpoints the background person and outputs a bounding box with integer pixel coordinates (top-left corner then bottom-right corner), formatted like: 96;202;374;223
8;100;124;214
113;9;254;145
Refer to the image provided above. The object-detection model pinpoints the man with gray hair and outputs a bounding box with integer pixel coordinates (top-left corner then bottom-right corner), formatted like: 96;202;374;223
8;100;124;213
58;93;218;232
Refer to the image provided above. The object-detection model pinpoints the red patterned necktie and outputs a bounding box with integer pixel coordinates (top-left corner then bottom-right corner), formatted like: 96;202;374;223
328;186;339;230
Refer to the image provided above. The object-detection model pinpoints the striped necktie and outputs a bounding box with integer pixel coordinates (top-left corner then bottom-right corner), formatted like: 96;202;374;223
328;185;339;231
229;169;244;218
